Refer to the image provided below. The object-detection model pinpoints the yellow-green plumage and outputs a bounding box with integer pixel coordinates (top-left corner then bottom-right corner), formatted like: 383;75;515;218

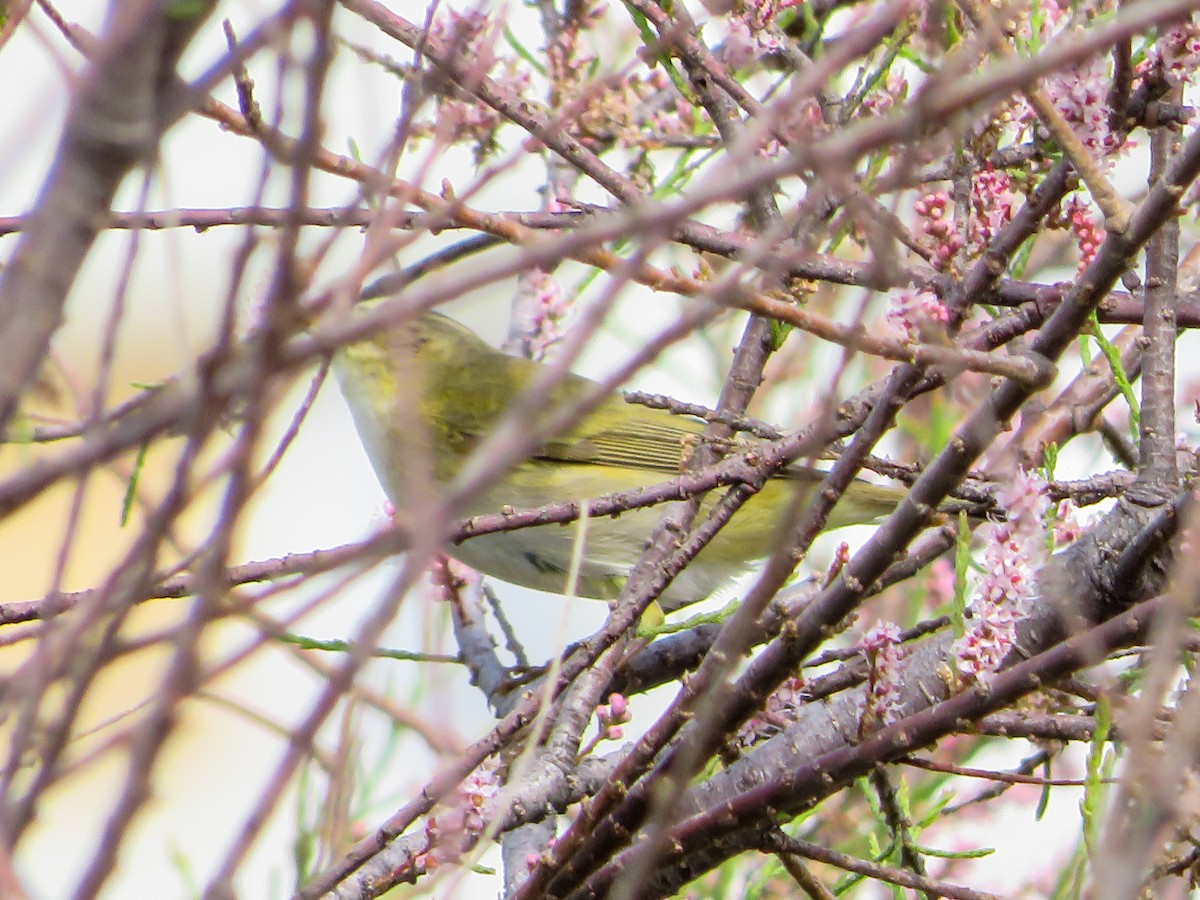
335;312;907;612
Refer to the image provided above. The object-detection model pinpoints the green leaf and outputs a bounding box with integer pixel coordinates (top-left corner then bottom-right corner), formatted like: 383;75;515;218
1035;758;1052;820
655;146;704;196
952;511;971;638
768;318;792;350
504;26;547;77
277;632;460;664
1081;694;1113;857
120;441;150;526
1010;234;1035;278
1043;442;1059;481
1087;311;1139;439
619;1;691;97
914;843;994;859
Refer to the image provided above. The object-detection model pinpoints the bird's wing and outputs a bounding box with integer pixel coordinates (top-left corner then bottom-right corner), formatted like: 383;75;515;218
536;397;835;482
536;400;705;475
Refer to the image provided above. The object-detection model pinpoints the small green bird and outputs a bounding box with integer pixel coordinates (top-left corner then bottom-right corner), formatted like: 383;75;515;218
335;311;911;612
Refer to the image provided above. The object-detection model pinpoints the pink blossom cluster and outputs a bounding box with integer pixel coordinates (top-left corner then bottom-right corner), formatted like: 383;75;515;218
579;693;634;757
1052;500;1084;546
1031;54;1125;165
1013;0;1112;45
515;269;572;361
886;288;950;342
549;14;699;150
910;171;1018;273
546;18;589;93
558;63;699;149
428;554;484;604
914;191;963;271
952;541;1027;680
1064;197;1104;271
595;693;631;741
968;166;1017;249
823;541;851;585
736;676;807;746
429;8;494;64
524;836;558;874
423;9;531;161
637;70;704;142
857;621;905;727
759;97;825;158
862;70;909;116
722;0;804;69
996;468;1053;535
1143;19;1200;87
1031;0;1072;38
953;469;1051;681
417;757;501;869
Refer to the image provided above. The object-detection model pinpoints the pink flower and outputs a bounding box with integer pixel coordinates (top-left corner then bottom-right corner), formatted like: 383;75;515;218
858;622;905;727
418;757;502;868
995;468;1051;545
597;693;632;741
428;555;484;604
722;17;760;70
514;269;572;361
914;192;964;271
1034;54;1126;166
721;0;804;68
1053;501;1083;546
1144;19;1200;87
886;288;950;341
954;469;1052;681
420;8;531;160
737;677;807;745
1064;197;1104;271
969;167;1017;249
862;70;908;115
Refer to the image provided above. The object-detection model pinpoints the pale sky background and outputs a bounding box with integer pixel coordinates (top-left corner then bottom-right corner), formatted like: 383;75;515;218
0;2;1158;897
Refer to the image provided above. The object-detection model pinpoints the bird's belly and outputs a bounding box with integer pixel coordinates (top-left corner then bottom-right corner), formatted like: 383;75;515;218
449;495;753;610
449;508;653;601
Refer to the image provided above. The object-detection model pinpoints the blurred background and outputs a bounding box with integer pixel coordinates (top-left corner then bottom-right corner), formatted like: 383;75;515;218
0;1;1137;896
